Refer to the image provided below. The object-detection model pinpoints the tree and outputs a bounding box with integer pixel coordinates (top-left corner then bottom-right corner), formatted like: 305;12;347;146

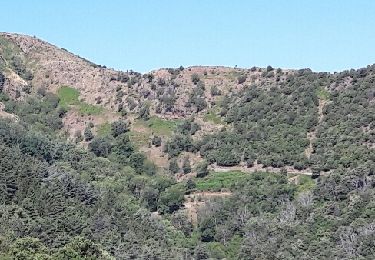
129;152;146;174
113;134;133;158
182;157;191;174
196;161;209;178
111;120;129;137
178;119;201;135
186;179;196;191
151;135;162;147
88;137;112;157
84;127;94;141
237;75;247;84
191;73;200;85
0;72;5;92
54;236;111;259
139;104;150;120
158;185;185;214
8;237;50;260
210;85;222;96
169;158;179;174
266;65;274;72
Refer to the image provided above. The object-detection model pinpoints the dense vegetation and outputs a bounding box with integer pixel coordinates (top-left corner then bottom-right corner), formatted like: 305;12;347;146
193;67;374;175
0;62;374;259
196;169;374;259
0;91;190;258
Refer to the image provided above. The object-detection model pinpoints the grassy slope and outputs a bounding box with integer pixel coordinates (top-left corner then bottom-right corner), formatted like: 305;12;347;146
195;171;248;191
194;170;316;192
57;86;104;115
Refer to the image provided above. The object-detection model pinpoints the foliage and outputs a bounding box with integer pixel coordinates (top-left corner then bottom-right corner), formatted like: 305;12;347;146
191;73;200;85
151;135;162;147
84;127;94;141
197;73;320;169
1;61;375;259
237;74;247;84
0;118;187;258
88;136;113;157
177;118;200;135
169;158;180;174
0;72;5;91
182;157;192;174
187;81;207;112
195;171;247;191
129;152;147;174
196;160;209;178
158;185;185;214
139;104;150;120
110;120;129;137
210;85;221;96
165;134;194;158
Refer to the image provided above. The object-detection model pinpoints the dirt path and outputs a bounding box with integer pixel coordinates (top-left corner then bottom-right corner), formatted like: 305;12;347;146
210;163;313;176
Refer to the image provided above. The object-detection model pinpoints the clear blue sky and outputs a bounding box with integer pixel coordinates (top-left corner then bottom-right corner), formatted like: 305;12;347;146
1;0;375;73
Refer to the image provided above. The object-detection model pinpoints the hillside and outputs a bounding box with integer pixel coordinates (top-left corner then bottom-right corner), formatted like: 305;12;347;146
0;33;374;259
0;33;293;117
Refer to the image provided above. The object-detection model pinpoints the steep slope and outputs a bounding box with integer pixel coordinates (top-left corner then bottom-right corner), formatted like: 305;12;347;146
1;33;373;176
0;32;374;259
0;32;128;106
0;33;293;117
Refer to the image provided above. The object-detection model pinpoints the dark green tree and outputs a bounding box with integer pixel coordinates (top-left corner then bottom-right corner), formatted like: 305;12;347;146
84;127;94;141
88;137;112;157
129;152;146;174
111;120;129;137
182;157;191;174
169;158;179;174
139;104;150;120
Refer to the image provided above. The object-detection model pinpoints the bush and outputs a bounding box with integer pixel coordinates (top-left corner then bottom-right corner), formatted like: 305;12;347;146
169;158;179;174
237;75;247;84
0;72;5;92
111;120;129;137
129;152;146;174
113;134;134;158
139;104;150;120
210;85;222;96
84;127;94;141
88;137;112;157
152;135;162;147
158;185;185;214
182;157;192;174
266;65;274;72
196;161;209;178
191;73;200;85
